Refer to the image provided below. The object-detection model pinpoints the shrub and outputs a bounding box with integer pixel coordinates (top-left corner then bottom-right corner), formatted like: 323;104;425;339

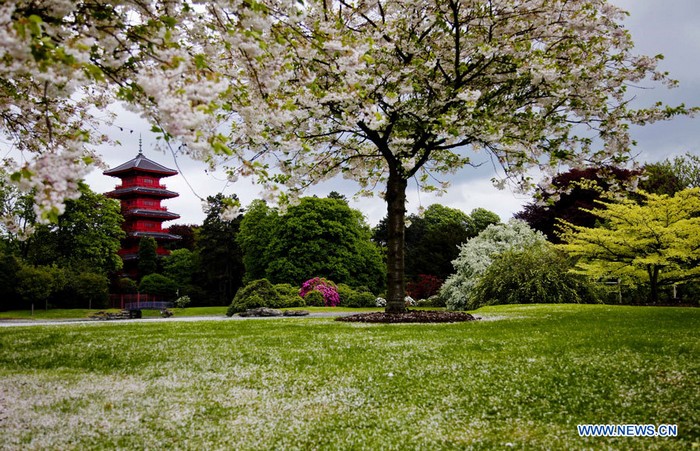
407;274;443;300
139;274;178;299
336;283;356;307
415;296;445;308
303;290;325;307
274;283;298;298
375;297;387;307
174;296;192;309
299;277;340;307
347;291;376;308
227;279;281;316
440;220;547;310
280;295;306;308
471;244;601;308
428;295;446;308
272;283;305;308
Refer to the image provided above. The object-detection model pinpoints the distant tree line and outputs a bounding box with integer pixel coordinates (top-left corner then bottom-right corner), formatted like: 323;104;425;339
2;153;697;311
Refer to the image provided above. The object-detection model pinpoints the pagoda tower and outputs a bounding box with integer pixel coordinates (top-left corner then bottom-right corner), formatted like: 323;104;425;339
104;149;181;277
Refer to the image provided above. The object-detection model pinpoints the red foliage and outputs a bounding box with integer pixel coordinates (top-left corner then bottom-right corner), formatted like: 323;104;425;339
406;274;443;300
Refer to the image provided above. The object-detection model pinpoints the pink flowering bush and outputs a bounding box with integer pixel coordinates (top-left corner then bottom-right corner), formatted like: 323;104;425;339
299;277;340;307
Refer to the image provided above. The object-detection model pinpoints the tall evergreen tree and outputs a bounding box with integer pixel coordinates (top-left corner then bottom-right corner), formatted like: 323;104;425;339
197;194;245;305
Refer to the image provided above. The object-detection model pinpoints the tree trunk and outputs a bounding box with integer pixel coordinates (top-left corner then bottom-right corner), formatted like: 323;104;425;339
385;169;407;313
648;265;660;304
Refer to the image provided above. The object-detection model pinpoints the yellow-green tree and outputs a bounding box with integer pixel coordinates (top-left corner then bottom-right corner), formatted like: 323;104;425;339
559;188;700;303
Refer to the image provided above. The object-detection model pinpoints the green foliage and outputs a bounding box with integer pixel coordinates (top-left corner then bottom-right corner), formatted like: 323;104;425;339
23;183;124;273
559;188;700;304
116;277;138;294
441;220;547;310
137;237;158;277
639;152;700;196
346;291;376;308
197;194;244;305
0;252;21;311
240;197;385;292
374;204;500;280
278;295;306;308
467;208;502;238
273;284;306;308
302;290;324;307
273;283;298;298
415;296;446;308
16;265;65;309
139;274;178;299
226;279;281;316
237;200;277;283
163;248;197;289
336;283;355;307
472;244;600;308
60;272;109;309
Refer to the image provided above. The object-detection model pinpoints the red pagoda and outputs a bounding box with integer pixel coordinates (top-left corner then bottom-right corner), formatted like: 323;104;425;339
104;149;181;277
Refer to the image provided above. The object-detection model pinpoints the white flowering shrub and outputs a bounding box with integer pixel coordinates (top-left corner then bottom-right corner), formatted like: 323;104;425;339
375;297;387;308
404;296;416;307
174;296;192;309
440;220;547;311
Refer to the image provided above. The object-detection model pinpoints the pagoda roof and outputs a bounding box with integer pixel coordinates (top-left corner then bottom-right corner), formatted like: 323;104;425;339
126;231;182;241
123;209;181;220
105;186;179;199
103;152;178;177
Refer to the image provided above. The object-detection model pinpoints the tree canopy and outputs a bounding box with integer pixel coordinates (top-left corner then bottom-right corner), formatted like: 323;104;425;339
373;205;500;280
559;188;700;303
515;166;639;242
239;197;385;292
638;152;700;196
196;193;245;305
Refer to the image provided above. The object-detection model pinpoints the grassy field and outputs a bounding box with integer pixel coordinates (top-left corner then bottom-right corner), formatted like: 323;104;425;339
0;306;228;320
0;304;697;450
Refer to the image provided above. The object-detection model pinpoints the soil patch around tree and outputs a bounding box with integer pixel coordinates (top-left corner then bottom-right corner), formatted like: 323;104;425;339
336;310;478;324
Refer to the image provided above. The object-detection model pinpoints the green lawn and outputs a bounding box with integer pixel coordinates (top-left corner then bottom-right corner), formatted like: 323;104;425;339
0;306;230;320
0;304;697;449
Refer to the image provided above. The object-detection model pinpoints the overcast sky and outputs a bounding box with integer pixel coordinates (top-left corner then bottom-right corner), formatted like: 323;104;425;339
84;0;700;227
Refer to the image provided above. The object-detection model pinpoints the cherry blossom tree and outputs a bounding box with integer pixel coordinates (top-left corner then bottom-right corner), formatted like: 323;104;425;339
2;0;696;313
212;0;693;312
1;1;239;223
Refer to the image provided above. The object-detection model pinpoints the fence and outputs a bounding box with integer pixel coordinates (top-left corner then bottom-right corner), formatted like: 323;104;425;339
108;293;171;310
